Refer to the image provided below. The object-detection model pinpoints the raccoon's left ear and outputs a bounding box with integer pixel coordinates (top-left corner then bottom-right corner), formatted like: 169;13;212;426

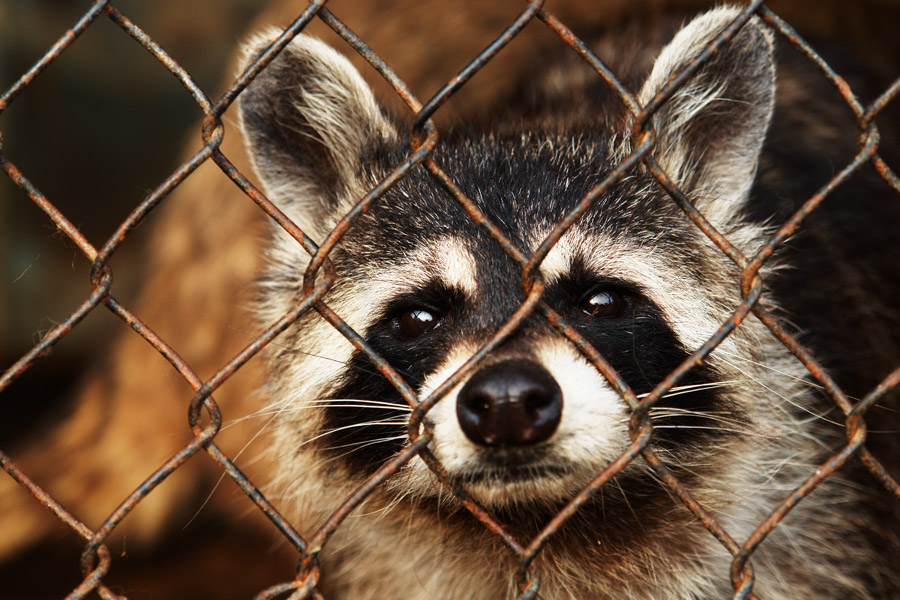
238;31;398;238
638;7;775;226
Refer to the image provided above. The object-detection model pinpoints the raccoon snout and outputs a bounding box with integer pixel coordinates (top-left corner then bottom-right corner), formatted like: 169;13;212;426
456;360;563;447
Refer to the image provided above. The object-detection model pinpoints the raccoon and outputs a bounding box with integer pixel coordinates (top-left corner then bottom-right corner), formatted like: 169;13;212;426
236;5;900;599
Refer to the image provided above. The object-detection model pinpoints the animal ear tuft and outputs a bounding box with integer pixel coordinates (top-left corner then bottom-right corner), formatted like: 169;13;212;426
238;32;397;236
639;7;776;227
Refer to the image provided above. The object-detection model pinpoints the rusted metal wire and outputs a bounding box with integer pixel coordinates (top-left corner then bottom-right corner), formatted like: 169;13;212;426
1;0;898;598
412;0;545;129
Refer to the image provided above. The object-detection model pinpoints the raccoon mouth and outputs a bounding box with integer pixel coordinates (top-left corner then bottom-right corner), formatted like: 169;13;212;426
456;461;575;485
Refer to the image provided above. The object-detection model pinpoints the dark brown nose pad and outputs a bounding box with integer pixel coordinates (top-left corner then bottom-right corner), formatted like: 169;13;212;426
456;360;563;447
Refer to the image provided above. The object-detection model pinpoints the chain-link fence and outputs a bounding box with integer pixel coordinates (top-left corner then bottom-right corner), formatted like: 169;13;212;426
2;1;899;598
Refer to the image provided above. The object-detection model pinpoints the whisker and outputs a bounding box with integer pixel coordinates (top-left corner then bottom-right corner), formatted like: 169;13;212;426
292;418;411;451
713;353;844;427
715;348;826;391
227;398;413;426
649;407;772;438
301;436;415;473
651;424;767;436
636;379;752;401
317;434;411;455
188;407;282;526
309;399;413;411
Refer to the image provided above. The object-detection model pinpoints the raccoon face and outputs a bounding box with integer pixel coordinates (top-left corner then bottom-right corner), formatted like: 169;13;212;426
239;7;780;514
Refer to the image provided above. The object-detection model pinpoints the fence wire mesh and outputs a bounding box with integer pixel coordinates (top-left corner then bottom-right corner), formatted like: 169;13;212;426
1;1;899;598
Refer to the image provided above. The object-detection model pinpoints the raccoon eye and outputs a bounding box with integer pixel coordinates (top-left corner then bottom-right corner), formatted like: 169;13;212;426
583;289;625;318
397;308;441;338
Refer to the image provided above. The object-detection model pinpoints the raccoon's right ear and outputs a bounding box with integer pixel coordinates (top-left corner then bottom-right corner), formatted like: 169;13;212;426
238;32;398;236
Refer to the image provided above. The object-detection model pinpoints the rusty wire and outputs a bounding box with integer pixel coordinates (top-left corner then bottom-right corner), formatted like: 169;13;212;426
1;0;899;598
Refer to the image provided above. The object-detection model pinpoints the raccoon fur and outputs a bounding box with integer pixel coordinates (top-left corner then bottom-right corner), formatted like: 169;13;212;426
235;5;900;600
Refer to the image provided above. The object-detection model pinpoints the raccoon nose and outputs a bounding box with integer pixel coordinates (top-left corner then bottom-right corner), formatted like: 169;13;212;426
457;360;563;447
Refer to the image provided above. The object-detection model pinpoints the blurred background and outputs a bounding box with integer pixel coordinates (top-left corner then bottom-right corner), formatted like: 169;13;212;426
0;0;262;447
0;3;285;596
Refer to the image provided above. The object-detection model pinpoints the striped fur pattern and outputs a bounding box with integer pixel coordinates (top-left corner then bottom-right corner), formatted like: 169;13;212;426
238;6;900;599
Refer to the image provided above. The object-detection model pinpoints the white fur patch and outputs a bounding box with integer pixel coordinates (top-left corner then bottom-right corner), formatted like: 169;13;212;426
540;228;742;355
636;6;775;229
412;237;478;297
264;236;477;419
638;7;745;110
392;338;631;506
